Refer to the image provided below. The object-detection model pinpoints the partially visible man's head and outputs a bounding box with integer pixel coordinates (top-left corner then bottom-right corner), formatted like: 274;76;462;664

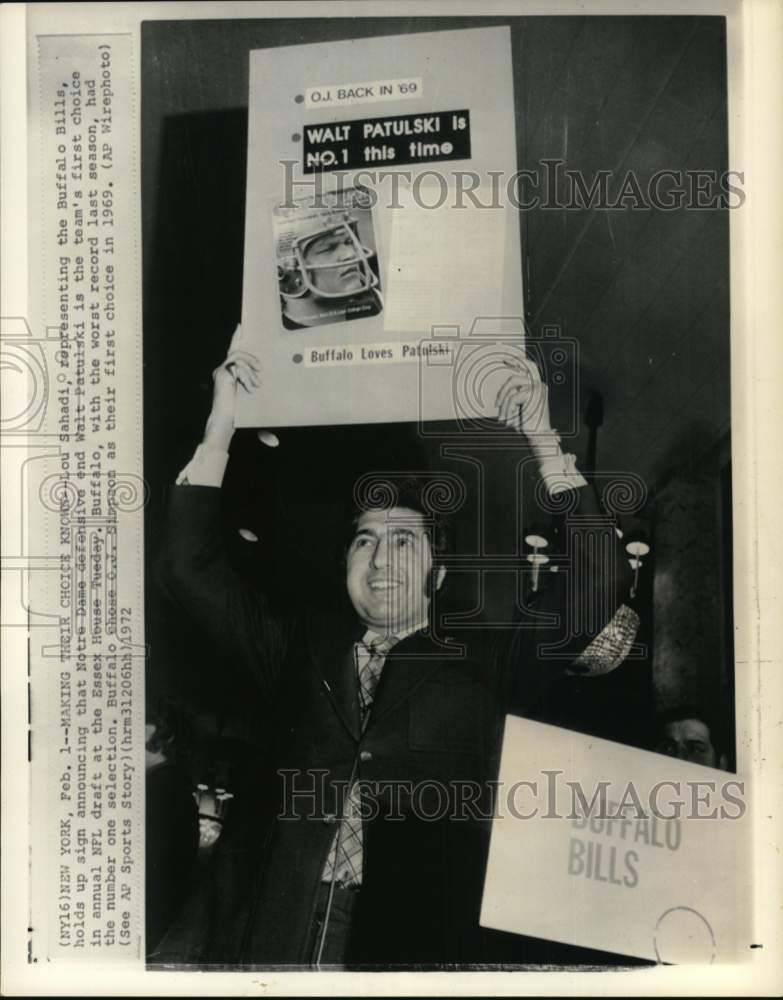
343;482;451;636
654;706;728;769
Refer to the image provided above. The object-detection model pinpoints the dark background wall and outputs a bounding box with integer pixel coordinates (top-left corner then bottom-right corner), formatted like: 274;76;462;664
141;16;733;772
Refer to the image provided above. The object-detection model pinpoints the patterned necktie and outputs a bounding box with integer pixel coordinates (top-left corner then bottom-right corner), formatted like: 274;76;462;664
357;637;392;717
321;636;395;888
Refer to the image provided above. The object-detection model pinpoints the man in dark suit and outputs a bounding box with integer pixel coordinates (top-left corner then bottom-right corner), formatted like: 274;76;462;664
153;326;640;969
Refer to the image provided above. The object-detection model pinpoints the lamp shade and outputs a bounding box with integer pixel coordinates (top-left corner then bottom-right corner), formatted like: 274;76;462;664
524;523;550;550
624;528;650;559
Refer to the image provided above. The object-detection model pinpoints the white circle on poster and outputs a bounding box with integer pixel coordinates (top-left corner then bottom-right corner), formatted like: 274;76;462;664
654;906;716;964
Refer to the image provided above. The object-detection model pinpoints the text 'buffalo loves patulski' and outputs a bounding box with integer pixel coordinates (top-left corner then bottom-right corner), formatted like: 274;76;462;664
304;343;455;367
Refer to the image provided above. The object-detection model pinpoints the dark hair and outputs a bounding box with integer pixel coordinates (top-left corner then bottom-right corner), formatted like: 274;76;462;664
654;703;728;756
339;474;455;569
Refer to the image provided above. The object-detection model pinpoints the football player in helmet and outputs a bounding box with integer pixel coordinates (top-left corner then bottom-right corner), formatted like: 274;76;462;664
278;213;383;329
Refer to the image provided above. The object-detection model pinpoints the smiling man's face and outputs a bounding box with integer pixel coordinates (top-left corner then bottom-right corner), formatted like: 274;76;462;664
345;507;445;635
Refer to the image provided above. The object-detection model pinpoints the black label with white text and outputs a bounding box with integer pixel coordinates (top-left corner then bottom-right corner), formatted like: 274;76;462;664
302;109;471;172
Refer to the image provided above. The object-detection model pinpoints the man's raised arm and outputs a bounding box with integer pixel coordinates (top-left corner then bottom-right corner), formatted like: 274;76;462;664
494;359;640;724
156;326;286;695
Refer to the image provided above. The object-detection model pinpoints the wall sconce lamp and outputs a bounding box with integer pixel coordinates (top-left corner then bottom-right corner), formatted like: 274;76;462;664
194;784;236;849
524;523;550;592
624;530;650;599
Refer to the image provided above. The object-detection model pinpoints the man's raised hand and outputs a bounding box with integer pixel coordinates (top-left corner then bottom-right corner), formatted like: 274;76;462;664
495;355;554;443
203;324;278;450
214;323;259;401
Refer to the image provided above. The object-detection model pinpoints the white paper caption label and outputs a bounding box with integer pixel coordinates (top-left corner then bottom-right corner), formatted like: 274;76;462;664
304;77;422;109
294;340;456;368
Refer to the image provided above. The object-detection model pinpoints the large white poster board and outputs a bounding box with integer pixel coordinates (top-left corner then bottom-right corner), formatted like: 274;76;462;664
237;26;524;428
481;717;752;963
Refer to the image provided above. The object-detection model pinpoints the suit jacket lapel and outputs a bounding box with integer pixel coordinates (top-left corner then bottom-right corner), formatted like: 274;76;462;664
305;611;461;737
305;608;363;741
